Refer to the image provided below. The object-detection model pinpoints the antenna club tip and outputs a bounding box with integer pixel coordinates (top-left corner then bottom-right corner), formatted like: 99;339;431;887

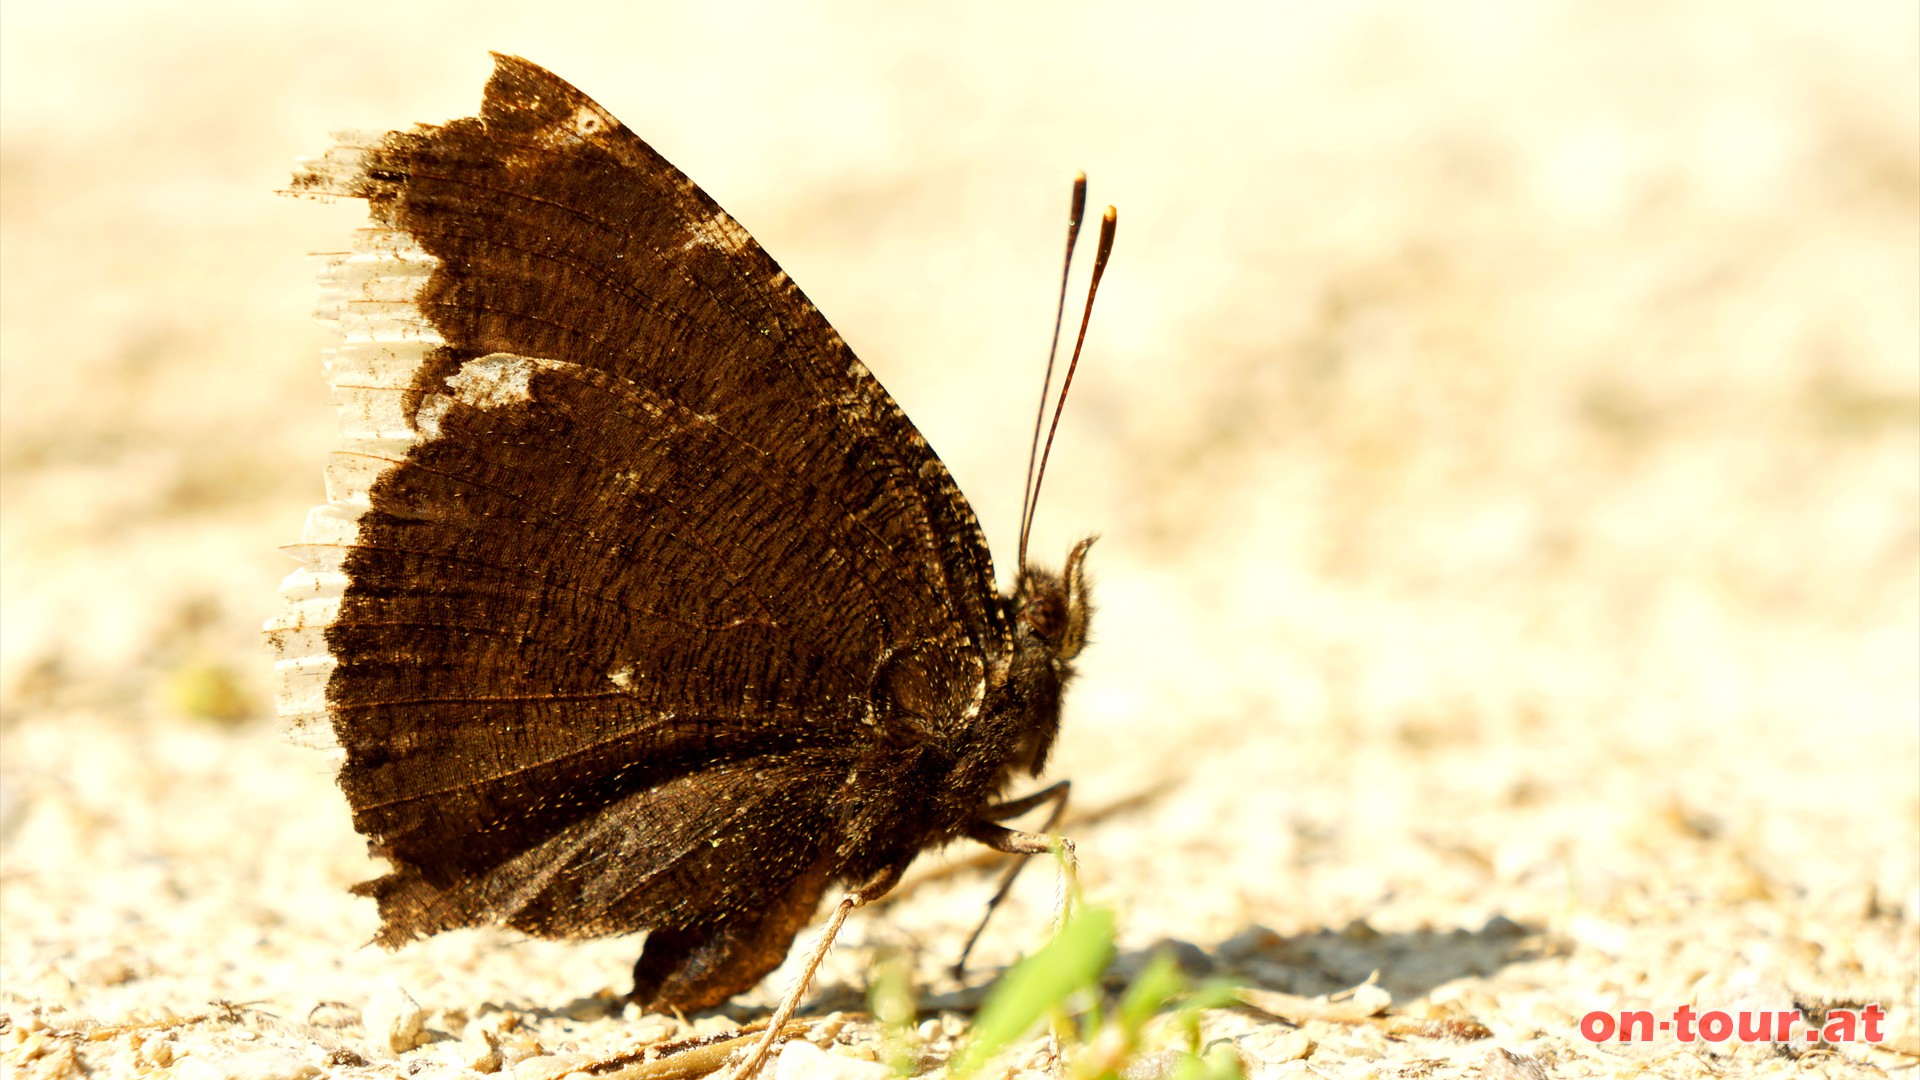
1103;206;1117;224
1073;171;1088;184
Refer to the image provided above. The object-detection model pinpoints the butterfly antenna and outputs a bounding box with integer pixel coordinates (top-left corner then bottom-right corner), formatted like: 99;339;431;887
1018;174;1088;571
1018;204;1117;566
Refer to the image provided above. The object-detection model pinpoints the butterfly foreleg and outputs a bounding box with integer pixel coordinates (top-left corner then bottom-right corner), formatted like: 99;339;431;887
952;783;1077;977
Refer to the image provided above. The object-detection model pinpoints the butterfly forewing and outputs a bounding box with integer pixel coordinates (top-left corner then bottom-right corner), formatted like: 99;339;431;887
267;56;1011;961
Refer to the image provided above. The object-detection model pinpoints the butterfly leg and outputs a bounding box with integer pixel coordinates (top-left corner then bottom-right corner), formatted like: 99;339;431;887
730;864;903;1080
978;778;1072;823
952;782;1073;975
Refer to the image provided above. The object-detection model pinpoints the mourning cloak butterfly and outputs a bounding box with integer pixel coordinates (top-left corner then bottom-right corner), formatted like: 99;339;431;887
268;54;1112;1065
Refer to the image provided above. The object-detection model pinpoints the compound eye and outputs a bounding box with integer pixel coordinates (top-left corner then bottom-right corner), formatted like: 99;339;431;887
1024;593;1065;641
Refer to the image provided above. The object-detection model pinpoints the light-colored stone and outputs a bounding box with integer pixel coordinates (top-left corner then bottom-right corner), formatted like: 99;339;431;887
364;982;428;1055
1345;982;1392;1017
1271;1030;1314;1062
1481;1048;1549;1080
133;1032;174;1067
774;1039;896;1080
467;1026;504;1073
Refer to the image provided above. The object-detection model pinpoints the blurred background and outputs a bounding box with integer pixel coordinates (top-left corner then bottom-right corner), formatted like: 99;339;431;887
2;2;1914;1075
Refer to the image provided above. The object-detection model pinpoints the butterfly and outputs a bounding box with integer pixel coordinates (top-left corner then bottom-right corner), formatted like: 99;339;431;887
268;53;1113;1074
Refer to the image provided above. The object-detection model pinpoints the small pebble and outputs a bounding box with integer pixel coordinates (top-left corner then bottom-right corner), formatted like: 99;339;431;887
1481;1047;1549;1080
11;1033;52;1066
625;1012;678;1042
1119;1048;1185;1080
467;1026;504;1073
774;1038;896;1080
1345;982;1392;1016
364;982;427;1055
512;1052;590;1078
1271;1030;1313;1061
134;1032;174;1067
497;1033;548;1066
78;956;136;986
1145;937;1216;975
1480;914;1527;938
693;1014;740;1037
1216;925;1282;963
29;970;76;1005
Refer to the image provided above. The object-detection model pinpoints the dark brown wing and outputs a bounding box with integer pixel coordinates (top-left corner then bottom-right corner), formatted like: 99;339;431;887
266;55;1006;949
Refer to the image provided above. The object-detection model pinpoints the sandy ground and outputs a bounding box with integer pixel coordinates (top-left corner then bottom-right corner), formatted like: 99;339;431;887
2;3;1916;1078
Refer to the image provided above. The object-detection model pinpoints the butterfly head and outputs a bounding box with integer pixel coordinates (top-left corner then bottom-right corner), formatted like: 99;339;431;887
1014;536;1095;663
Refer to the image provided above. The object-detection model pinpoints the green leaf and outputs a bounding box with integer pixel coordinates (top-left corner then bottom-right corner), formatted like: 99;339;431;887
868;949;919;1077
951;905;1116;1077
1172;978;1245;1051
1169;1044;1246;1080
1116;952;1188;1038
1179;980;1245;1013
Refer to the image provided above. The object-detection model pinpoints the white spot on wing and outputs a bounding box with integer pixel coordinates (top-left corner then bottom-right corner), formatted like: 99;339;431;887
572;104;604;137
412;353;566;437
444;353;542;408
413;395;452;440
